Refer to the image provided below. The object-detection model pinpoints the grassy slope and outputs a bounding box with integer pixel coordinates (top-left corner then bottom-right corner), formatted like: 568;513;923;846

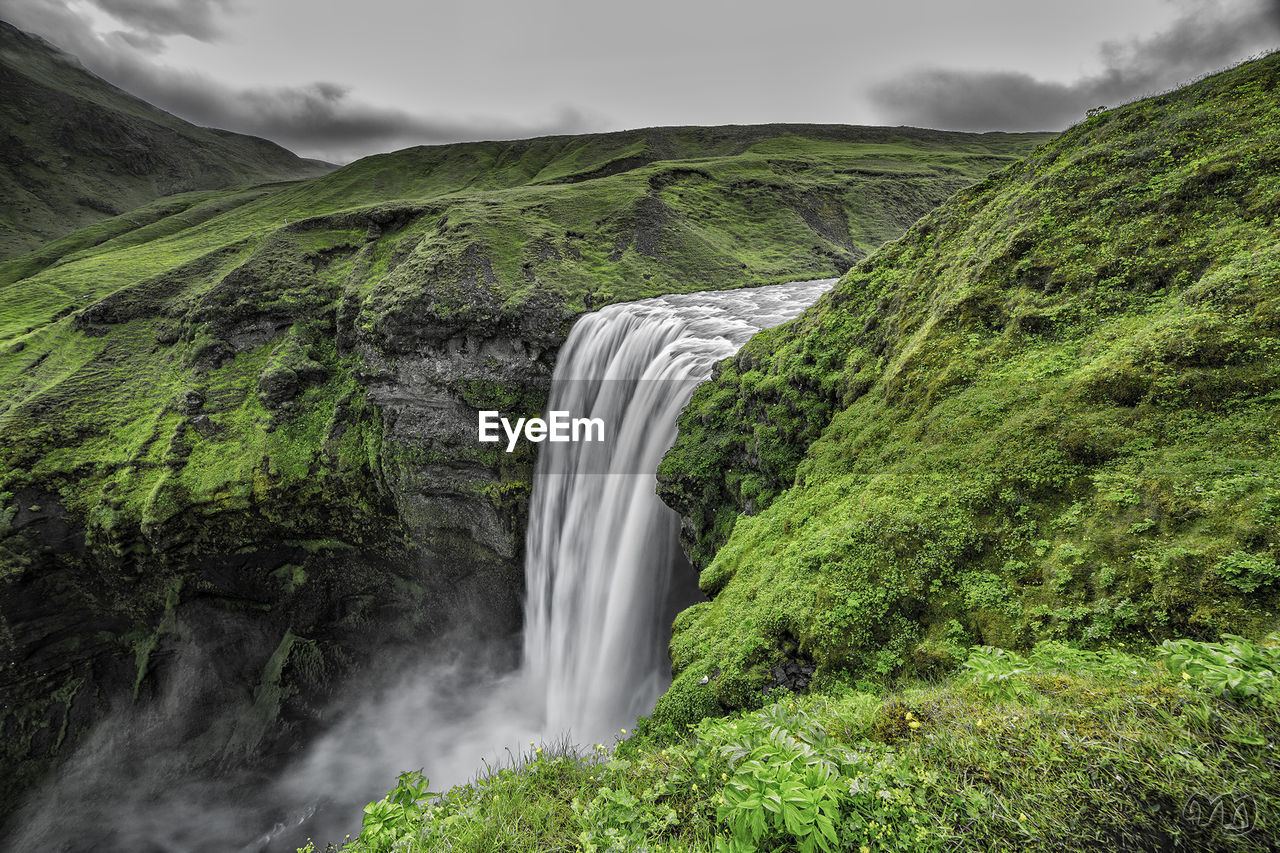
0;124;1047;533
0;20;332;258
331;640;1280;852
655;54;1280;723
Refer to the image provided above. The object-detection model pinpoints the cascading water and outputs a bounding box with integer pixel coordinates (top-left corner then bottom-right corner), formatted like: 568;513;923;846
521;278;835;742
275;277;834;840
4;279;834;852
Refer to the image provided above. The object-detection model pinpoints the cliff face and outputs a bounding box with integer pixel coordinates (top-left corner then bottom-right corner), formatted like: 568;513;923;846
654;54;1280;730
0;122;1050;821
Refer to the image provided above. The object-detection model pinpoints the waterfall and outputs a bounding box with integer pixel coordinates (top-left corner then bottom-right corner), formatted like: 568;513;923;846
520;278;835;742
3;279;835;852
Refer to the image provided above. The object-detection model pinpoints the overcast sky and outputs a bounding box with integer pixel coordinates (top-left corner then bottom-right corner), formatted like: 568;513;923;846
1;0;1278;163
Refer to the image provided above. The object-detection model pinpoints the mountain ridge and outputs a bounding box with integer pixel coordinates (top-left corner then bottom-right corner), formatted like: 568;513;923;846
0;18;333;259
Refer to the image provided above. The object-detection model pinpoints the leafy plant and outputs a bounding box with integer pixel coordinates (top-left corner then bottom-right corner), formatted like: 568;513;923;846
576;782;679;852
1216;550;1280;594
358;770;437;852
1158;634;1280;707
961;647;1030;700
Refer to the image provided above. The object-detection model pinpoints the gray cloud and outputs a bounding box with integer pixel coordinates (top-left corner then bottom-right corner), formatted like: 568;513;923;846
870;0;1280;131
0;0;598;161
92;0;235;42
134;70;597;160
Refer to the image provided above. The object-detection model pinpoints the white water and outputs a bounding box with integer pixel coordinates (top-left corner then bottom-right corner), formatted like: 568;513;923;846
522;279;836;741
277;279;835;842
4;279;833;852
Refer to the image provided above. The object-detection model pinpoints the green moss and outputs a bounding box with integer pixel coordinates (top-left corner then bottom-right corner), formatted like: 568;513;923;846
130;576;183;699
657;52;1280;714
0;123;1043;588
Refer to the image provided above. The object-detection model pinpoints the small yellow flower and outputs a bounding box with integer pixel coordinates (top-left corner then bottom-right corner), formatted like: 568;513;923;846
621;728;628;734
721;772;727;780
1019;813;1028;822
1182;671;1191;680
909;721;921;729
860;846;870;853
905;711;915;721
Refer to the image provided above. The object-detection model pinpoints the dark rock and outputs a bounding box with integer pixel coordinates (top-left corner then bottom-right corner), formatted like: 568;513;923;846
181;390;205;414
258;367;299;409
189;415;219;437
764;656;815;694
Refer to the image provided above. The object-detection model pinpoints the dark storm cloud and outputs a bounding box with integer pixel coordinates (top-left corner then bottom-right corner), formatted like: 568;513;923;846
132;69;595;157
0;0;595;161
870;0;1280;131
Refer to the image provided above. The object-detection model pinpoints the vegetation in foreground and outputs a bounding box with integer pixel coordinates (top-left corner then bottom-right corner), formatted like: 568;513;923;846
312;636;1280;852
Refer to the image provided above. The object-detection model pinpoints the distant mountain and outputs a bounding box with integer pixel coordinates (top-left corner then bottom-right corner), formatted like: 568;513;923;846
0;19;332;258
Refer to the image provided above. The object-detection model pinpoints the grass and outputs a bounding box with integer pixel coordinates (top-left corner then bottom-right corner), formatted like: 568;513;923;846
318;638;1280;852
0;123;1046;543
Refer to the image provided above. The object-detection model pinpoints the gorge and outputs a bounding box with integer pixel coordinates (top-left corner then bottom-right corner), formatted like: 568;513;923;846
6;279;835;851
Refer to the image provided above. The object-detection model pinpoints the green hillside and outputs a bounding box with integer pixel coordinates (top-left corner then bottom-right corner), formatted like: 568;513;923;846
0;20;332;258
0;123;1045;531
0;120;1047;819
656;52;1280;722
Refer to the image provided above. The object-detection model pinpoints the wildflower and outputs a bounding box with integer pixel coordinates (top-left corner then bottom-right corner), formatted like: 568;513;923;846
1182;672;1191;681
1019;813;1028;822
721;772;727;780
905;711;915;721
861;847;870;853
909;721;921;729
621;728;628;734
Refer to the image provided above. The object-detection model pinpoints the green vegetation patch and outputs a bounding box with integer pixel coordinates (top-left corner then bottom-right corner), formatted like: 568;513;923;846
322;638;1280;852
656;53;1280;722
